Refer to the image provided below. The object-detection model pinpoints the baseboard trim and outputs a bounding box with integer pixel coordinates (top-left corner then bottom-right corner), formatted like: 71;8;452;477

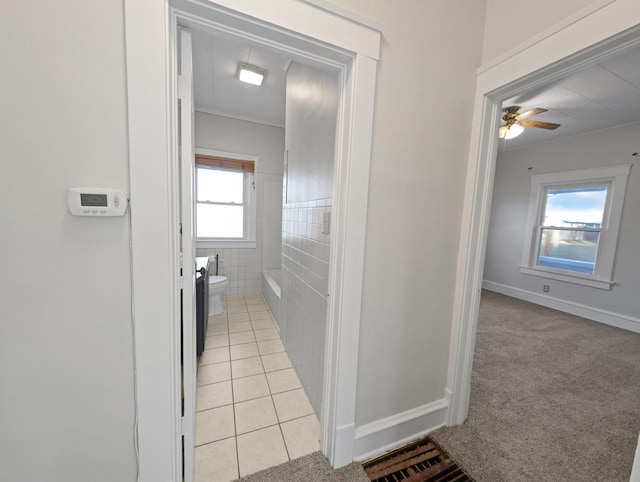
331;422;356;468
353;398;448;462
483;281;640;334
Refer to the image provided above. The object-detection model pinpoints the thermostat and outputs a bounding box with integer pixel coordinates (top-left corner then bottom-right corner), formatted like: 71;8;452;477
68;187;127;216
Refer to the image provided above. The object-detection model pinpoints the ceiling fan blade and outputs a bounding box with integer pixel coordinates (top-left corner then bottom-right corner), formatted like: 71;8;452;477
516;108;547;121
520;120;561;130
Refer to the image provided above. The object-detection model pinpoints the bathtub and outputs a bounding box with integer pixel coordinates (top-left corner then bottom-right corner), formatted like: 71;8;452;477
262;269;281;327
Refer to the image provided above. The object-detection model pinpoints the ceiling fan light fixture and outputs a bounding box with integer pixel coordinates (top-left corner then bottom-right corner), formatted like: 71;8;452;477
238;63;266;86
503;123;524;139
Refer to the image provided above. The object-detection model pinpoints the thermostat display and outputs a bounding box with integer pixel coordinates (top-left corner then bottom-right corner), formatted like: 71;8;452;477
68;188;127;216
80;193;108;207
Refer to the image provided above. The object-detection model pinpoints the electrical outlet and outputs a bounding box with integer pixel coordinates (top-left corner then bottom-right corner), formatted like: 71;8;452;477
543;285;550;293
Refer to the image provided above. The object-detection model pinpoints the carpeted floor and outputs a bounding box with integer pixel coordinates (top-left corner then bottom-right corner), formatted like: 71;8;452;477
431;290;640;481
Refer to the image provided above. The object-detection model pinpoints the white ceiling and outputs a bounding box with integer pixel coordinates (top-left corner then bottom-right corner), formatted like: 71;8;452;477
500;44;640;150
192;29;289;128
191;29;640;146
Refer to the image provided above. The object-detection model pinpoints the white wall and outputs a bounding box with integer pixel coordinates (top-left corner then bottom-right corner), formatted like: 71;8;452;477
280;62;338;414
482;0;597;63
484;123;640;319
329;1;486;436
285;62;338;203
194;112;284;294
0;2;136;481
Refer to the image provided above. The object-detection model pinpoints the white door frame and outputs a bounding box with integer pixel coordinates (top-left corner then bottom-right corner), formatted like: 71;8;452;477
124;1;381;480
178;27;197;482
446;1;640;424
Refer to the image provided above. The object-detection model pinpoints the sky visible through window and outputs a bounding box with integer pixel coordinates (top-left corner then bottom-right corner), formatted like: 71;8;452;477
543;186;607;227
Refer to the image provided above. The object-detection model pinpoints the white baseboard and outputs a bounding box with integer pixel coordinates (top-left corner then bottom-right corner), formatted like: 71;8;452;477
331;422;356;468
483;281;640;334
630;433;640;482
353;398;448;462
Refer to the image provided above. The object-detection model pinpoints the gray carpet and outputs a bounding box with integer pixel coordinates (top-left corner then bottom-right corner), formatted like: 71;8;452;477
234;451;370;481
432;290;640;482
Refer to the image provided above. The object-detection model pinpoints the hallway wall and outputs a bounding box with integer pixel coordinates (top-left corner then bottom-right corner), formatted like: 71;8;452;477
0;1;136;481
482;0;596;63
331;1;486;442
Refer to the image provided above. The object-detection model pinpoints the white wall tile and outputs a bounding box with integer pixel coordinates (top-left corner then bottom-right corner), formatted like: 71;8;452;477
280;199;331;415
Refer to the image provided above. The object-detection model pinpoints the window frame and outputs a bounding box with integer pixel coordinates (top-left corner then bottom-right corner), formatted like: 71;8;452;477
520;164;631;290
195;149;258;249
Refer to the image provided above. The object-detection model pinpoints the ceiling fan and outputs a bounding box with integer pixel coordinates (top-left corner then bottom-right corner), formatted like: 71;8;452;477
498;106;561;139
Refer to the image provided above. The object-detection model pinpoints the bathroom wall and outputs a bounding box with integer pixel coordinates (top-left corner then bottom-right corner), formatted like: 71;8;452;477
194;112;284;295
281;199;333;413
281;62;338;414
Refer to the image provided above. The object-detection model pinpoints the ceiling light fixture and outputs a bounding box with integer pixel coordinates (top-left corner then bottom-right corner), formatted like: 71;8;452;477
499;123;524;139
238;63;266;86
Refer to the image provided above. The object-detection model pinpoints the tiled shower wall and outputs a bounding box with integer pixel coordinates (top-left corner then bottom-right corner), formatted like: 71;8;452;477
280;198;332;415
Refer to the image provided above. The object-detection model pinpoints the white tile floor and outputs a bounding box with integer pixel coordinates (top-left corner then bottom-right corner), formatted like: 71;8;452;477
194;295;321;482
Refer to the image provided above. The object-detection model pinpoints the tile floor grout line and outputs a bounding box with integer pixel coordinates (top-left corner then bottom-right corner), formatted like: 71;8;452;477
273;391;292;462
195;295;316;480
229;313;242;481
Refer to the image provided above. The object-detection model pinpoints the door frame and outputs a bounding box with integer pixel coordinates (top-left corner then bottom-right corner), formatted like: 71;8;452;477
124;1;381;480
446;1;640;424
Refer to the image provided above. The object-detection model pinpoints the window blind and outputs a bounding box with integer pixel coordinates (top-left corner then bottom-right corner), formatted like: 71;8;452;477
195;153;254;173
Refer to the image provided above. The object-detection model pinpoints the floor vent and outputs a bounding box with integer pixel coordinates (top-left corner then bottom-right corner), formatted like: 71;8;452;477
362;436;474;482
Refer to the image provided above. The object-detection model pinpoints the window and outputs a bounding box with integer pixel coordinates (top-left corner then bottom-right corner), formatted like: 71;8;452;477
195;151;257;248
520;164;631;289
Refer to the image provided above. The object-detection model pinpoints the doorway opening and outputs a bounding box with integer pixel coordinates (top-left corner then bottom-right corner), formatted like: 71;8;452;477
448;16;640;428
445;33;640;478
184;20;341;478
124;1;381;481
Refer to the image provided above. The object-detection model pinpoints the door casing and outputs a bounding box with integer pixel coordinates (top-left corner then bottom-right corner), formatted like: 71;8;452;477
447;2;640;425
124;1;381;480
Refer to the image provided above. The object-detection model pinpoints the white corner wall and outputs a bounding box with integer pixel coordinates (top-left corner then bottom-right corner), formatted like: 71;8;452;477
329;0;486;459
0;2;136;481
194;112;284;294
484;123;640;327
281;62;338;415
285;62;338;203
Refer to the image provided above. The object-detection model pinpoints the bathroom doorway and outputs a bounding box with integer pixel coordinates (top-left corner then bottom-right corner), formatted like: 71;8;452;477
187;24;341;478
124;2;380;479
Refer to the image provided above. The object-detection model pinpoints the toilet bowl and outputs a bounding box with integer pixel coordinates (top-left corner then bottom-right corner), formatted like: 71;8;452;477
208;275;228;316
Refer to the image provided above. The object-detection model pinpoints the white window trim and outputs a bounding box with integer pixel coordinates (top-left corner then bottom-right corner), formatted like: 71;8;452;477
195;148;258;249
520;164;631;290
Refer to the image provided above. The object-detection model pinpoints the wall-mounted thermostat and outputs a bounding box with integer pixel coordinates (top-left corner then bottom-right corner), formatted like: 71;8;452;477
68;187;127;216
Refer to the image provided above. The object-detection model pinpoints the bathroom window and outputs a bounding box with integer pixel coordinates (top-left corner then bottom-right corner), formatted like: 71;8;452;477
195;150;257;248
520;164;630;289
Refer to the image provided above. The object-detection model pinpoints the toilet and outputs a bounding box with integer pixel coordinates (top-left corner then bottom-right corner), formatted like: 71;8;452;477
208;275;228;316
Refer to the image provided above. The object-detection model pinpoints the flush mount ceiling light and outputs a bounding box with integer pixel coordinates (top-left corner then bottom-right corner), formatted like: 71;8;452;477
237;63;266;86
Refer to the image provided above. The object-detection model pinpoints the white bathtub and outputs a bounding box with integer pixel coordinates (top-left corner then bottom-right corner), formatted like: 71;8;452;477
262;269;281;326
